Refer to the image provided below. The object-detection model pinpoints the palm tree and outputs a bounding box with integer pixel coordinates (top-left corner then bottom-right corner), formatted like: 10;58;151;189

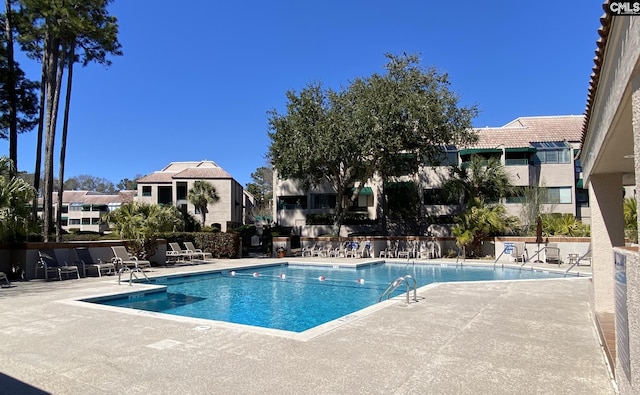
103;202;183;258
187;181;219;227
452;197;519;257
0;157;36;243
624;197;637;242
444;155;514;206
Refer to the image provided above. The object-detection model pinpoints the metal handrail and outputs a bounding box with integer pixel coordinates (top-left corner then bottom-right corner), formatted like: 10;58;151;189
378;275;418;303
565;250;591;276
117;258;150;286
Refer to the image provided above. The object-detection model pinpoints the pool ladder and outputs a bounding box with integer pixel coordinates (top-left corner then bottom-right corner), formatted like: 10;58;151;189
118;265;149;286
378;275;418;303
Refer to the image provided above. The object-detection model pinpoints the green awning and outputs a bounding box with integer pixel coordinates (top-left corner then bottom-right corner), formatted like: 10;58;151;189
505;147;536;153
458;148;502;156
351;187;373;196
576;179;584;189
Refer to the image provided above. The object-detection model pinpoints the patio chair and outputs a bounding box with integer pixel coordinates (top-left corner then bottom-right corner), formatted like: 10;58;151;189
348;241;370;258
38;249;80;281
329;242;348;258
301;244;317;257
75;247;115;277
0;272;10;287
545;243;562;264
316;243;333;257
397;242;415;259
577;249;592;266
168;242;199;261
379;241;397;258
511;242;528;263
183;241;212;260
111;246;151;270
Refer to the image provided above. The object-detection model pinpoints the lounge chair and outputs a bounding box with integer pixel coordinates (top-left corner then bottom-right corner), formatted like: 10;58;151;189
347;241;370;258
183;241;212;260
0;272;9;287
168;242;200;261
39;249;80;280
301;244;317;257
111;246;151;270
545;243;561;264
511;242;528;263
397;242;416;259
379;242;398;258
75;248;115;277
577;249;592;266
329;242;348;258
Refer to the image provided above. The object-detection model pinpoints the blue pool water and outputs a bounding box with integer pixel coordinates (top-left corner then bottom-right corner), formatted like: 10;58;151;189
92;263;564;333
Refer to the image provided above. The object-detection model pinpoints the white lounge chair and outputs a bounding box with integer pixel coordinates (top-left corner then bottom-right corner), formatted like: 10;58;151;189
168;242;199;261
301;244;317;257
183;241;212;260
380;242;398;258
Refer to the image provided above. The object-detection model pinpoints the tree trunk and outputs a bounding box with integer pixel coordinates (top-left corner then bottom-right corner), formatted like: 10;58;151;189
42;37;63;241
32;50;47;224
56;45;74;242
4;0;17;176
380;177;388;236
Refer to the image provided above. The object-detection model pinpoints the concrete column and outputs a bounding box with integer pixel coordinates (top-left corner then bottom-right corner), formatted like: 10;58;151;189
589;173;624;313
625;73;640;393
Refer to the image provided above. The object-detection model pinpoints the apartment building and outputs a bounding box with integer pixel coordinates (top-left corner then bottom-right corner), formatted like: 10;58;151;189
135;161;247;232
50;190;135;233
273;115;587;236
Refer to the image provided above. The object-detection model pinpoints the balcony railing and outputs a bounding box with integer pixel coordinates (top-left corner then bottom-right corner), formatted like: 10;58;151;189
505;159;531;166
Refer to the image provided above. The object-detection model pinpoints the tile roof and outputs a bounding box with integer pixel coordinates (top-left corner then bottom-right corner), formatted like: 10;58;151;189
467;115;585;149
50;190;135;205
175;167;232;179
136;172;175;183
582;2;612;140
137;160;233;183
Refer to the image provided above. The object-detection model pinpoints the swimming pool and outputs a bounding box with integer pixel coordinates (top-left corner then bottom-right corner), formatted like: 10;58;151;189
88;262;567;333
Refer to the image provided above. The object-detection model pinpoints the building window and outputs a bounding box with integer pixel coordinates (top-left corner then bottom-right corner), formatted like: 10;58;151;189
176;182;187;200
504;151;532;166
543;187;572;204
533;142;571;164
311;194;337;209
82;218;91;225
142;186;152;196
505;187;527;204
423;189;458;205
69;219;81;225
424;146;458;166
69;203;82;211
576;188;589;207
157;186;172;205
278;196;307;210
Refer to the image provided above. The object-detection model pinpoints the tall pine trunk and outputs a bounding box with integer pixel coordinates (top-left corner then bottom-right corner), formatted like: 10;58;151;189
56;44;74;242
42;36;63;241
4;0;17;176
32;50;47;224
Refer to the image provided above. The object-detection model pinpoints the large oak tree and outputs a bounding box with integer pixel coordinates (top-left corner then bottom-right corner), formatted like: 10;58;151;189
268;53;478;235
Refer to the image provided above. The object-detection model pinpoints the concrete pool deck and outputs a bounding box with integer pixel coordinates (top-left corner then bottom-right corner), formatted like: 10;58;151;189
0;258;615;394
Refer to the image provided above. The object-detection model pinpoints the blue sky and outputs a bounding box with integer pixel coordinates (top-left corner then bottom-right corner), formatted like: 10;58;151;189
1;0;604;188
